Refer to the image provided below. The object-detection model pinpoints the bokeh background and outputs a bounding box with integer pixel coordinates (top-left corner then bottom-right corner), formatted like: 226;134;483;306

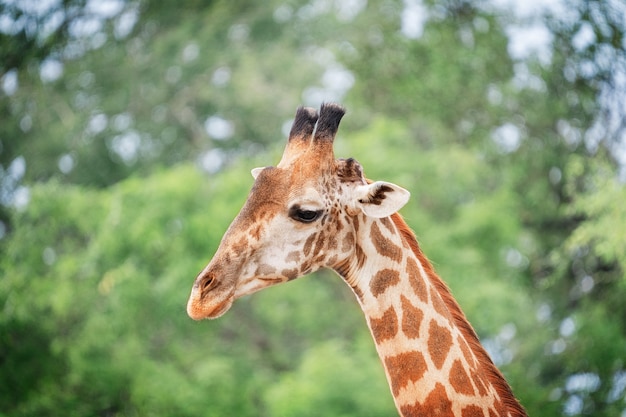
1;0;626;416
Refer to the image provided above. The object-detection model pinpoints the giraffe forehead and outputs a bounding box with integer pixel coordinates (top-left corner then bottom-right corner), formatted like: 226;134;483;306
248;157;358;215
244;165;326;214
247;167;290;206
282;159;343;203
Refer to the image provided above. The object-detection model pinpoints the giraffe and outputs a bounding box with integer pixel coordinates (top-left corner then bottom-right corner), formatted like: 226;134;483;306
187;103;527;417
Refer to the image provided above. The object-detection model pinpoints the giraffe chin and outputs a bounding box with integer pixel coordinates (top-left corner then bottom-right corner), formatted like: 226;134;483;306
186;293;234;320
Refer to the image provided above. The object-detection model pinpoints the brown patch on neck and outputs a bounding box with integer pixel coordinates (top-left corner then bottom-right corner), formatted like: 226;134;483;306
384;351;428;397
430;286;453;325
369;306;399;344
449;359;475;396
428;320;453;370
400;295;423;339
401;383;452;417
380;216;395;233
370;268;401;297
389;212;528;417
406;257;428;303
462;405;487;417
370;222;403;262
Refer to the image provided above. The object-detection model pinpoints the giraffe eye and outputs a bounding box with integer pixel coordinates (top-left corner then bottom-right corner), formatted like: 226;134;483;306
289;206;322;223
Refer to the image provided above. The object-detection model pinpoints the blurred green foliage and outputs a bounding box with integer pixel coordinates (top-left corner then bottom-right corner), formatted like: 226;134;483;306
2;0;626;416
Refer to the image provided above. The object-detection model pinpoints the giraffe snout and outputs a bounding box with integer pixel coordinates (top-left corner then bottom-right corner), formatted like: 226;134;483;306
186;267;235;320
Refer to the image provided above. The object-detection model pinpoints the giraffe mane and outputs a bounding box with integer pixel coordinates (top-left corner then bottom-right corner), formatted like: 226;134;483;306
389;212;527;417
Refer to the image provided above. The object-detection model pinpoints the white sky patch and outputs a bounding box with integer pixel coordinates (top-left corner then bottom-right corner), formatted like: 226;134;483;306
322;66;355;96
39;9;64;38
1;70;18;96
69;16;102;38
212;67;231;86
204;116;234;141
559;317;576;338
273;4;293;23
228;23;249;43
335;0;366;22
8;156;26;179
182;42;199;63
281;119;293;138
11;186;30;211
112;112;132;131
0;12;16;35
557;119;582;147
114;6;138;39
5;0;58;18
302;87;327;108
563;395;583;416
488;0;567;20
58;153;75;174
584;118;606;154
1;0;125;40
199;148;226;174
303;65;354;106
486;84;503;105
165;66;182;84
506;23;553;65
565;372;601;393
486;0;571;67
110;131;141;164
20;115;32;132
43;246;57;265
297;0;331;21
401;0;428;39
302;47;355;106
608;371;626;403
571;21;596;51
579;275;594;294
492;123;522;153
87;113;108;135
482;323;517;366
536;303;552;323
40;58;64;83
512;62;546;91
86;0;125;19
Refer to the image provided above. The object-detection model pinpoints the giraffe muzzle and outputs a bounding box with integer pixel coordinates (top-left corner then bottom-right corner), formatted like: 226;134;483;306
186;270;235;320
186;285;234;320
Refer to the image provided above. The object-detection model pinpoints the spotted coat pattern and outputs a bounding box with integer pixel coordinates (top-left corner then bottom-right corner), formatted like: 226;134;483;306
187;103;527;417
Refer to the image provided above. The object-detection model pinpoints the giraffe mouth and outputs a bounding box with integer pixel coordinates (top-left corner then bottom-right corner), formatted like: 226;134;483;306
187;294;234;320
234;276;284;298
186;284;235;320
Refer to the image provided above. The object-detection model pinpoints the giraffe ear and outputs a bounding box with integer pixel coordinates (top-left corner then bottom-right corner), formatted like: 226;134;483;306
251;167;265;179
355;181;410;218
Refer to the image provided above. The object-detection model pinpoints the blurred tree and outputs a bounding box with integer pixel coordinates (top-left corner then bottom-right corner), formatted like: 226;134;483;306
331;0;626;414
1;0;625;416
517;1;626;414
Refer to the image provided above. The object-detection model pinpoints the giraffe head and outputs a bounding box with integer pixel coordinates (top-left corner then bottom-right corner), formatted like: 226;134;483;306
187;103;410;320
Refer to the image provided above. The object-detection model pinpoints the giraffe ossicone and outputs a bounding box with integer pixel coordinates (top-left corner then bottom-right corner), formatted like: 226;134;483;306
187;103;527;417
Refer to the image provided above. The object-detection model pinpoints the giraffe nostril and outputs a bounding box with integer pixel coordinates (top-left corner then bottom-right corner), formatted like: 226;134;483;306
199;273;217;293
202;277;212;289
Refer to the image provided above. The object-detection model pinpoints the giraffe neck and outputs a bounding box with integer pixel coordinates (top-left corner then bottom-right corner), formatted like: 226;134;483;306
336;213;527;417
